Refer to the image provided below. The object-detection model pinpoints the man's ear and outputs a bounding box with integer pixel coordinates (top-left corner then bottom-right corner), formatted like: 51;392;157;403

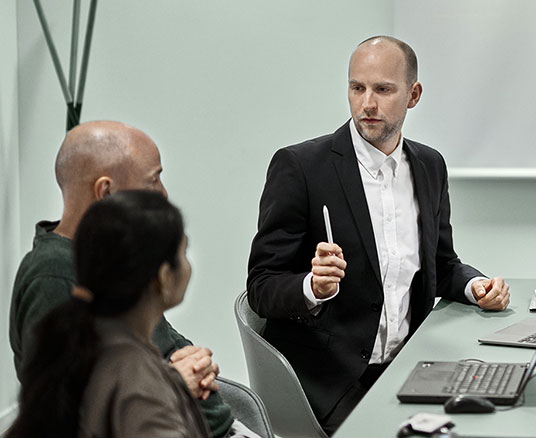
407;81;422;109
94;176;112;200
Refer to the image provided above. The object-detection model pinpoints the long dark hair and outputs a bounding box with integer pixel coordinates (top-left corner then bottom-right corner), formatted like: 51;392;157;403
7;190;184;438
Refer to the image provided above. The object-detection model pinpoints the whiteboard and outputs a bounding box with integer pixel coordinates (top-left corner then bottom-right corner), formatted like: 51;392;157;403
394;0;536;169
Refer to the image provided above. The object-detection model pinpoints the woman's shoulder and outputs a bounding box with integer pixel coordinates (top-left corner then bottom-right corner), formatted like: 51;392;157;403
79;327;201;437
93;323;173;393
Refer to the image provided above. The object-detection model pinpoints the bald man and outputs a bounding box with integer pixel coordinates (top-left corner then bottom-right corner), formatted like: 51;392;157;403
247;36;510;434
10;121;257;438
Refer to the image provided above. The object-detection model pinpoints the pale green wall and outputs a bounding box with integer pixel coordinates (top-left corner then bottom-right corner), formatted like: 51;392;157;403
4;0;536;431
14;0;392;391
449;178;536;280
0;0;20;428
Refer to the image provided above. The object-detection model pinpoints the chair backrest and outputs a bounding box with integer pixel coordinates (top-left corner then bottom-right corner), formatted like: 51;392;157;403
216;376;274;438
234;291;329;438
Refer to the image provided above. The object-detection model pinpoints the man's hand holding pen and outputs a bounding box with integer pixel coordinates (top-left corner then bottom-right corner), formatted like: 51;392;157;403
311;242;347;299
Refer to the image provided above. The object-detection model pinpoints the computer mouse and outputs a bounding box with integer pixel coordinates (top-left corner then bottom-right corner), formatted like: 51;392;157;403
444;394;496;414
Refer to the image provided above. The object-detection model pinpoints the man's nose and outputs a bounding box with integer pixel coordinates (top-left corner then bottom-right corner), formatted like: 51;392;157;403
159;181;168;199
362;91;377;112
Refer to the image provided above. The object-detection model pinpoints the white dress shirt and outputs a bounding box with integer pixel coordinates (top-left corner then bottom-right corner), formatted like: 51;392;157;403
303;121;481;364
350;121;420;363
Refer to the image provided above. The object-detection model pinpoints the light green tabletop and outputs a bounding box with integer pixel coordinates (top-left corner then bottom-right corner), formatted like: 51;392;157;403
335;279;536;438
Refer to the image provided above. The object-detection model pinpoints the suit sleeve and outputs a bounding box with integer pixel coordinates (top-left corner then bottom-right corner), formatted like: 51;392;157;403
247;147;314;319
434;157;484;303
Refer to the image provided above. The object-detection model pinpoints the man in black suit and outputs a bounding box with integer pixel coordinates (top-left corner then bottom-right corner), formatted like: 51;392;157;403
247;35;510;435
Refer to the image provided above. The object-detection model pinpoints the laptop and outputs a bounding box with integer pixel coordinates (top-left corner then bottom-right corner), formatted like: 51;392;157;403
396;351;536;405
478;317;536;348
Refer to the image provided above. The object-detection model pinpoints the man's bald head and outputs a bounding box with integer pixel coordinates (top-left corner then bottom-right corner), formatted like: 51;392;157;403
53;121;167;238
56;121;130;192
352;35;418;86
55;120;165;197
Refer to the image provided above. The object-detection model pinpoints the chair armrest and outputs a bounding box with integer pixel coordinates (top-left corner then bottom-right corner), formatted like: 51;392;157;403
216;376;274;438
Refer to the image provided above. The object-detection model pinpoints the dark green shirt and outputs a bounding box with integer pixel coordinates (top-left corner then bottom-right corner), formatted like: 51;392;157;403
9;221;233;437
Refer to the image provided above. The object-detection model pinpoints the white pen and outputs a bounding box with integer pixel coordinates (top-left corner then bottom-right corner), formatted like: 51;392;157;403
323;205;334;244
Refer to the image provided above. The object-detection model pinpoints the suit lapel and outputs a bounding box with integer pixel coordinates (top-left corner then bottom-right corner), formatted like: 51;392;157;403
404;140;435;273
330;123;382;287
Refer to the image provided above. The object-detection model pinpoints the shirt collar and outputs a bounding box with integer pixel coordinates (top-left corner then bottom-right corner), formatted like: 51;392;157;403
348;120;404;179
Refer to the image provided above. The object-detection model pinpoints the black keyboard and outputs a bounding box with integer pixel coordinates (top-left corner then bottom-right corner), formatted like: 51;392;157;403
443;363;514;395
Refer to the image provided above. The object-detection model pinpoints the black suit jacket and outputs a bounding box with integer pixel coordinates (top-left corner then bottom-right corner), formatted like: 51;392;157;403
247;122;483;420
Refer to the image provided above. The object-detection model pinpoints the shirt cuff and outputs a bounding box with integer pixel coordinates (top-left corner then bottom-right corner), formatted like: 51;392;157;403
464;276;488;304
303;272;340;314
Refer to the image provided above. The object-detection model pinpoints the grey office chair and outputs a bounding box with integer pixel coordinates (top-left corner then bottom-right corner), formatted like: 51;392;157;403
234;291;329;438
216;376;274;438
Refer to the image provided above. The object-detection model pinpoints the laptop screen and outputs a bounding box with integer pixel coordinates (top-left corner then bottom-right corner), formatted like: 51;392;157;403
517;351;536;395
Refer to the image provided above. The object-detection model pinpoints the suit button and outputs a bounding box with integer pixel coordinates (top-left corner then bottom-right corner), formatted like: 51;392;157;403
370;303;381;312
360;349;371;360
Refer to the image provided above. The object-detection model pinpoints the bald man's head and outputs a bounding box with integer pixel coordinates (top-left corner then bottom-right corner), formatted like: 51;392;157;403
56;121;127;191
52;121;167;239
55;120;166;200
353;35;418;86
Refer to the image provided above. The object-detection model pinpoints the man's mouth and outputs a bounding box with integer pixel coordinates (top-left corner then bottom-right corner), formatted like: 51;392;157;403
360;117;382;125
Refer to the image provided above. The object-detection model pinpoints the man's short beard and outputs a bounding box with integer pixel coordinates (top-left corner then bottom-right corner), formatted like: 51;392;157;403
356;114;406;147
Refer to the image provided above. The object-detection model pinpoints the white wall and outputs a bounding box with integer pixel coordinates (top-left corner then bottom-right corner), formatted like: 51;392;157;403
0;0;21;431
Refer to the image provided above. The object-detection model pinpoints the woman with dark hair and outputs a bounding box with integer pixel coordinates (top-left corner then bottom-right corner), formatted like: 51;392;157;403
7;190;211;438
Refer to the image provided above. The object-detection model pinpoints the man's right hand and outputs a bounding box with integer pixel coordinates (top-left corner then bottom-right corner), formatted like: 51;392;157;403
311;242;347;299
169;345;220;400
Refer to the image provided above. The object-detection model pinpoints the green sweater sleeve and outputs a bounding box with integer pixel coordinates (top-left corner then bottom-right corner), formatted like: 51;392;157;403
152;316;194;357
152;316;234;438
11;275;73;379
